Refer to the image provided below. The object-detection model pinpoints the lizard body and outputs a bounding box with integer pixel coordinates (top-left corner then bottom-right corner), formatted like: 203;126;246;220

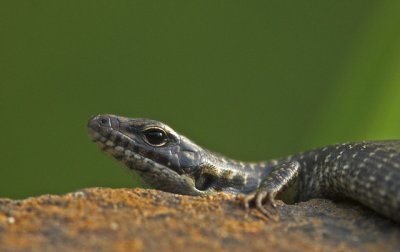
88;114;400;223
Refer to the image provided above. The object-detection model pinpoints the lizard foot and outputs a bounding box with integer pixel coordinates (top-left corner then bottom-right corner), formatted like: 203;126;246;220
242;190;279;221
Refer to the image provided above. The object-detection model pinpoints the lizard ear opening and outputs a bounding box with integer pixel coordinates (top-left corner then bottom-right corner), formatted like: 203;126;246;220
195;173;217;191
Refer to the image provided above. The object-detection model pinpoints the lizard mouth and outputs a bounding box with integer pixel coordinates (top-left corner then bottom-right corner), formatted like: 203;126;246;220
87;115;206;196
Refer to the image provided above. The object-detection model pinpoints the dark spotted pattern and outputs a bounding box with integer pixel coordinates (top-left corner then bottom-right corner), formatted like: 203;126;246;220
88;115;400;223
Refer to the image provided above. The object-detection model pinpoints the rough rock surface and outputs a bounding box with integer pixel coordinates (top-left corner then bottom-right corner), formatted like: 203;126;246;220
0;188;399;252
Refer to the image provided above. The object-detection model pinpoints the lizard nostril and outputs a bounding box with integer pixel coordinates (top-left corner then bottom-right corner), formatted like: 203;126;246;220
88;115;111;129
100;118;108;125
96;115;111;127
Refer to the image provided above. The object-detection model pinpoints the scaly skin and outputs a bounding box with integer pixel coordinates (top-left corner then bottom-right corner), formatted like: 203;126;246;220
87;114;400;223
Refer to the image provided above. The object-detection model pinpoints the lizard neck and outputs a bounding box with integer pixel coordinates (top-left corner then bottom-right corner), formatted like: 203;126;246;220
198;150;274;194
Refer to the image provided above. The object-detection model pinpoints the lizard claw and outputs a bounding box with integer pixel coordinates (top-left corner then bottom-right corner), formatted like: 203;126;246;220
242;190;279;221
268;193;277;208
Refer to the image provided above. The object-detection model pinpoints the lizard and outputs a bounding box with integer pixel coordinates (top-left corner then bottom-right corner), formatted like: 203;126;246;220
87;114;400;223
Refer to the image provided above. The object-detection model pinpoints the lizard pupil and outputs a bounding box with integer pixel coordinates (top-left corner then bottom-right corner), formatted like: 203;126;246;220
143;128;167;146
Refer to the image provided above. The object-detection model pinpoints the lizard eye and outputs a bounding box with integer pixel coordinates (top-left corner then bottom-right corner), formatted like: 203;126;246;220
195;173;217;191
143;127;168;147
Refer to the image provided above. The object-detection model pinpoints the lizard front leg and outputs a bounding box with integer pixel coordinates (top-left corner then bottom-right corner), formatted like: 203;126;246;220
243;161;301;219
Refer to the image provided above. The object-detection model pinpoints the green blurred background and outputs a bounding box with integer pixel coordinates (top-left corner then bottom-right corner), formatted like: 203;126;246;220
1;1;400;199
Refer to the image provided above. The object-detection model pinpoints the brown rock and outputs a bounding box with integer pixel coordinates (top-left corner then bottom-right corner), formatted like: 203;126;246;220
0;188;399;252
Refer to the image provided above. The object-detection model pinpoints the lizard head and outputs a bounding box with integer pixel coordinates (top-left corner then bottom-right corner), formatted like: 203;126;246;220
88;114;239;195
